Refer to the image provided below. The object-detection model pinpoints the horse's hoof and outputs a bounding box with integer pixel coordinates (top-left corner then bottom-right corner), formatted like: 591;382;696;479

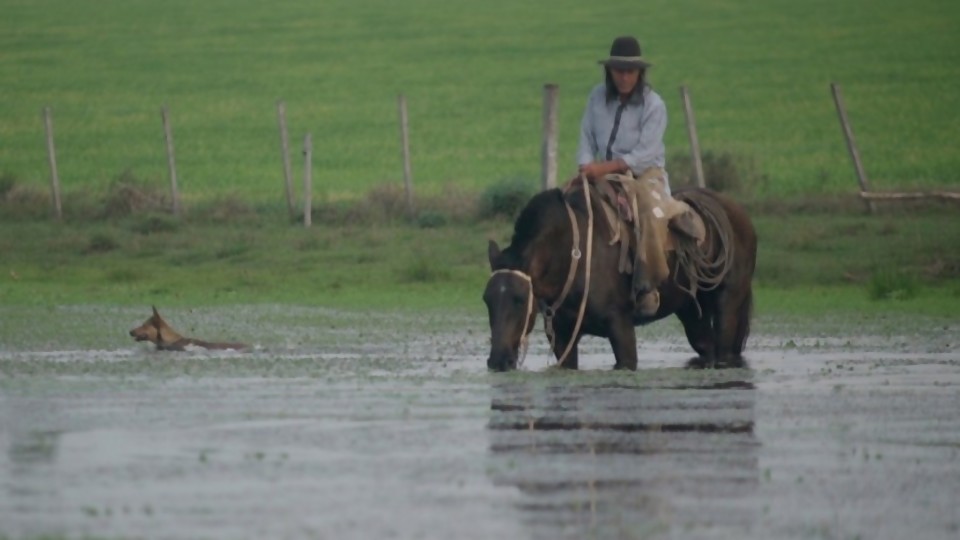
718;355;748;369
685;356;716;369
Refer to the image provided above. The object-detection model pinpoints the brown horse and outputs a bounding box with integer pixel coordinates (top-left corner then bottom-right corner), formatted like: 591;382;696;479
483;186;756;371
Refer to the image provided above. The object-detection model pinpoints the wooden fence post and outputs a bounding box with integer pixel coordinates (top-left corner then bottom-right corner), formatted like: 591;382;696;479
830;82;875;214
161;105;182;217
42;106;63;221
540;84;559;190
679;86;705;188
303;133;312;228
277;101;296;219
397;94;415;217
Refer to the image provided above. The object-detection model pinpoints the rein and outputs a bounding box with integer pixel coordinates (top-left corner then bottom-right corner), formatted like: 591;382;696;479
544;175;594;368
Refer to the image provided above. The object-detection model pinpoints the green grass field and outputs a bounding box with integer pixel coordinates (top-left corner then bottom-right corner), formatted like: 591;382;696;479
2;0;958;322
2;0;959;203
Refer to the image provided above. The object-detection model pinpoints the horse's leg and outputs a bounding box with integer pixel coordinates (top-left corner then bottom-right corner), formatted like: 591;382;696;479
715;286;751;368
677;299;716;369
731;286;753;355
551;318;581;370
608;316;638;370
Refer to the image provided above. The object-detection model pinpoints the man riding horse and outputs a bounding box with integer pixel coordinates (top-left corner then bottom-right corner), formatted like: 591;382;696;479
575;35;702;316
482;35;757;371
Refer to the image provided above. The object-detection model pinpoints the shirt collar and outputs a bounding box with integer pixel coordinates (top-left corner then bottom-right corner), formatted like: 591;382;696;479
627;85;647;106
609;85;647;107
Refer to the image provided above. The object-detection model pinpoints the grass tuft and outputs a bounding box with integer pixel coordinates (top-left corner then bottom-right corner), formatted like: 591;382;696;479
85;232;120;254
400;256;452;283
417;183;480;224
667;150;768;193
1;183;51;220
130;213;180;235
192;194;259;224
478;177;537;220
416;211;447;229
0;171;16;198
364;183;411;221
106;268;141;283
101;170;169;219
868;268;920;301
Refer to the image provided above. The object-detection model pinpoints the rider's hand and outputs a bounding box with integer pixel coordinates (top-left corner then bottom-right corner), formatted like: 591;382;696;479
578;163;602;182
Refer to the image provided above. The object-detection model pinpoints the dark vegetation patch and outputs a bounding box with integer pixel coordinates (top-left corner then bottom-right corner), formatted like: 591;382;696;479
478;177;537;220
308;182;483;226
667;150;768;194
400;255;453;283
130;213;180;235
192;194;259;225
3;165;955;227
2;166;958;306
0;173;51;220
101;169;170;219
84;232;120;254
868;268;920;301
0;171;15;198
106;268;141;283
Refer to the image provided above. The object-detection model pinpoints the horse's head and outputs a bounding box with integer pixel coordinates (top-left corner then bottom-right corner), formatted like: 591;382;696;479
483;240;537;372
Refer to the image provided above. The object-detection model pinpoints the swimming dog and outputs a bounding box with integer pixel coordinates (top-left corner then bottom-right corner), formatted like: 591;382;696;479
129;306;249;351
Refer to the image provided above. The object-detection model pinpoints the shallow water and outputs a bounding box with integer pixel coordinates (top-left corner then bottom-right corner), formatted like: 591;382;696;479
1;306;958;539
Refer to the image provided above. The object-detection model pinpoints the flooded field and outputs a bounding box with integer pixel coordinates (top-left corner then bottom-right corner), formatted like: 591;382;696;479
1;305;958;539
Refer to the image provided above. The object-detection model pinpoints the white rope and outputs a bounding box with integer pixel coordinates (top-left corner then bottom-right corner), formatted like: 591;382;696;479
555;174;593;367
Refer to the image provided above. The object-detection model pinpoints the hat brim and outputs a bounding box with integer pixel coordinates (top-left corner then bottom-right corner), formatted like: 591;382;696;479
599;58;652;69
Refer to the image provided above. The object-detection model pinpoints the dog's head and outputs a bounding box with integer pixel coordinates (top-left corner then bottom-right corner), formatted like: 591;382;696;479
129;306;184;346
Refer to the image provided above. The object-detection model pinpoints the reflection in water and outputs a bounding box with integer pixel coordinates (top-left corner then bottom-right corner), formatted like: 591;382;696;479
9;431;61;465
1;397;65;528
487;374;758;538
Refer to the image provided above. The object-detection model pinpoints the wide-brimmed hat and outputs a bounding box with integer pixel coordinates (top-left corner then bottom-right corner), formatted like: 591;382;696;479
598;36;652;69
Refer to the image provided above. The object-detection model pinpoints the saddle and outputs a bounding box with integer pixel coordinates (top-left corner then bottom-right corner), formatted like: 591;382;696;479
565;171;705;301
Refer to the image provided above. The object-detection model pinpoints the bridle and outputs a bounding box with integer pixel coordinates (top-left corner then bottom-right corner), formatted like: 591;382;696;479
489;175;595;368
488;269;535;366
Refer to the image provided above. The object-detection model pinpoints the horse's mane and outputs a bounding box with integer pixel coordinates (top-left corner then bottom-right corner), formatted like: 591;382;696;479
499;188;566;268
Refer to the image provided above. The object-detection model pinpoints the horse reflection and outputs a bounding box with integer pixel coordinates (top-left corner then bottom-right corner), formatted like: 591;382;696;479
487;376;759;538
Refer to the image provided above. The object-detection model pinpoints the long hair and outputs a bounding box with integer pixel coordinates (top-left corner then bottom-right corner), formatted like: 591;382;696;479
604;68;648;103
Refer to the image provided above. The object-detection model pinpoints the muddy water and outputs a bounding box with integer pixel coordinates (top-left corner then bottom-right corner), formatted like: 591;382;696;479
0;306;958;539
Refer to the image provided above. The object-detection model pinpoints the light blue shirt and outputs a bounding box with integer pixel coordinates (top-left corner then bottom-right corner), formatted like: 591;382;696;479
576;83;667;176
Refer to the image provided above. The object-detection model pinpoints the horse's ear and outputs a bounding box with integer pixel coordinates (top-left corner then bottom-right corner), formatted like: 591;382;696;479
152;305;160;317
487;240;501;271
